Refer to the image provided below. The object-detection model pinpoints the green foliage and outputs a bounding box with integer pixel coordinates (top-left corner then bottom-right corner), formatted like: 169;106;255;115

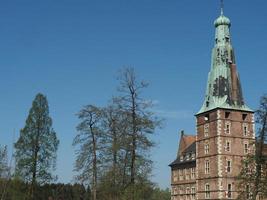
73;68;162;200
0;180;90;200
238;94;267;200
14;93;59;198
0;179;169;200
0;178;29;200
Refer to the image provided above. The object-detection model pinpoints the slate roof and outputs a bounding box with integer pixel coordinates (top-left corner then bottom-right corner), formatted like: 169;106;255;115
169;141;196;168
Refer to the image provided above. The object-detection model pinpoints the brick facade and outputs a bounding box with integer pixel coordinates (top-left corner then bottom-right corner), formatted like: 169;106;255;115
170;109;255;200
169;8;263;200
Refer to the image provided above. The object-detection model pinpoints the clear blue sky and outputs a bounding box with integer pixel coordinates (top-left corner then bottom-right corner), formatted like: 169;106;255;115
0;0;266;189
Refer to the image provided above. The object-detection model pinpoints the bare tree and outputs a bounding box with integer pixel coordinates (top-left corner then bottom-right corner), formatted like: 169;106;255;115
115;67;161;199
73;105;104;200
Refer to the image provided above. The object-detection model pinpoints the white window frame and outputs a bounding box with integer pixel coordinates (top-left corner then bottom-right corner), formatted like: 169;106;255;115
243;123;249;136
186;187;190;200
179;169;184;180
191;168;196;179
191;187;196;200
205;143;210;154
186;169;190;180
225;140;231;152
204;124;209;137
205;160;210;174
225;121;231;134
205;184;210;199
226;160;231;173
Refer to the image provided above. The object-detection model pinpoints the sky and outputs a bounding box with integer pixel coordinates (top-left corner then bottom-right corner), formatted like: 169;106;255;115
0;0;267;189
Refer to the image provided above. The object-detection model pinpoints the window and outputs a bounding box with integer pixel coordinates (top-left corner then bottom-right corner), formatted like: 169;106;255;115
225;122;231;134
225;141;231;152
191;187;196;200
227;184;232;199
244;143;249;154
180;187;183;195
205;114;210;121
191;168;196;179
173;170;178;182
242;113;248;121
205;160;210;174
180;155;184;162
186;187;190;200
179;169;184;180
225;111;230;119
173;186;178;195
205;143;210;154
227;160;231;173
186;169;190;180
246;185;252;199
243;124;248;136
204;124;209;137
205;184;210;199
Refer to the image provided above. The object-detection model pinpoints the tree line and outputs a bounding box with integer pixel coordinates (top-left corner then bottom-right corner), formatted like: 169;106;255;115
0;68;170;200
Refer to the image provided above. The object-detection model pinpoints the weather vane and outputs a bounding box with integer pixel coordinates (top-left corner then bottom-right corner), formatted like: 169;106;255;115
220;0;224;15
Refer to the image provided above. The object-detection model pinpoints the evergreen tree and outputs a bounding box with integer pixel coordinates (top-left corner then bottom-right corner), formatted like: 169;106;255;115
14;93;59;199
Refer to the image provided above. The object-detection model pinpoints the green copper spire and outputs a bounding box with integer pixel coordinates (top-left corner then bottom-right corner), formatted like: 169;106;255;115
197;9;252;114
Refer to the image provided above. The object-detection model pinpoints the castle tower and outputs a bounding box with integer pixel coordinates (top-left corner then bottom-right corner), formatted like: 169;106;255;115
169;4;256;200
195;7;255;200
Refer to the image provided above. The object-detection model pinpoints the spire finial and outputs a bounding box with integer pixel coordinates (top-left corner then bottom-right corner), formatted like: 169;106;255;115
220;0;224;15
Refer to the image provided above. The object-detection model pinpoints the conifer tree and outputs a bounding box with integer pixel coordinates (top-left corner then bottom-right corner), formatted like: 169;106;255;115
14;93;59;199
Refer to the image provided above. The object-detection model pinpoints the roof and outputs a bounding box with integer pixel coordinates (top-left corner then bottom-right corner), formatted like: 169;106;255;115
170;140;196;168
197;13;252;115
177;132;196;157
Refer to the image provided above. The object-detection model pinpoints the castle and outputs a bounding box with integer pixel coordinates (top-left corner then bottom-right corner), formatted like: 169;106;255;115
169;7;257;200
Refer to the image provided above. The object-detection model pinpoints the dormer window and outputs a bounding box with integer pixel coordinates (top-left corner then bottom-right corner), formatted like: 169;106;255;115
180;156;184;162
186;154;190;160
